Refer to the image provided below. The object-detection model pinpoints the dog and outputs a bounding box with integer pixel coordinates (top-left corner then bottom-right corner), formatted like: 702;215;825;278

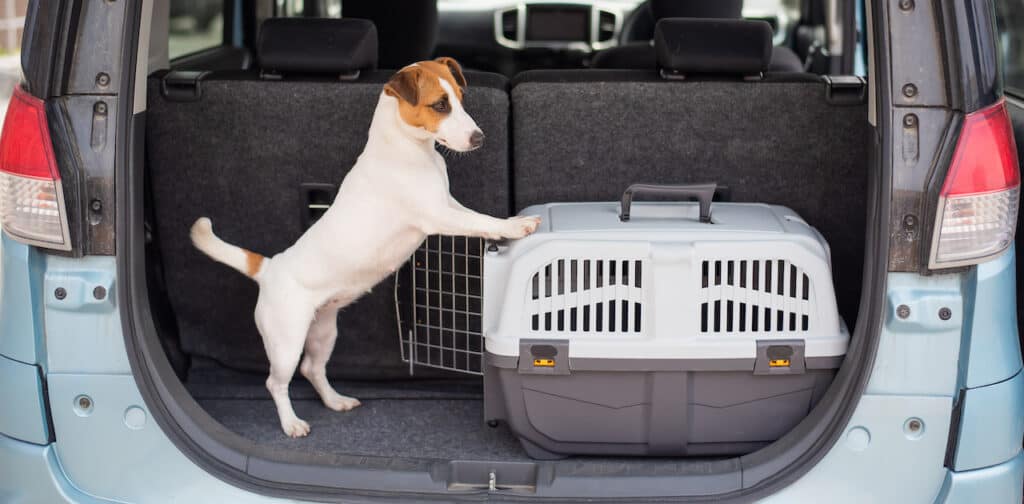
190;58;540;437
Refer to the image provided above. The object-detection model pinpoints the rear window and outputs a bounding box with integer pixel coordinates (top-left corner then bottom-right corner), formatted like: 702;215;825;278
273;0;342;17
168;0;225;59
996;0;1024;97
742;0;802;44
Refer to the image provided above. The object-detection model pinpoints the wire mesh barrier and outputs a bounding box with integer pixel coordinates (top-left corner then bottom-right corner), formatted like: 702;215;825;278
395;235;485;375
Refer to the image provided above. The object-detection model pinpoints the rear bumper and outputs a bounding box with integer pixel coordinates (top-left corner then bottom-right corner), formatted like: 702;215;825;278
3;430;1019;504
936;451;1024;504
0;434;92;504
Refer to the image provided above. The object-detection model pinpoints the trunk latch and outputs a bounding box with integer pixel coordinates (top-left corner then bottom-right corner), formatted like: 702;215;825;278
446;461;538;493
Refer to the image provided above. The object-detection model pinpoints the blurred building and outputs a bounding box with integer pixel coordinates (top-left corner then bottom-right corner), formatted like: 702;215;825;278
0;0;25;53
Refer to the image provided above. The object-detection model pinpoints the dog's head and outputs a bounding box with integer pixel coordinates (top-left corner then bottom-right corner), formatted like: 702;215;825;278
384;57;484;152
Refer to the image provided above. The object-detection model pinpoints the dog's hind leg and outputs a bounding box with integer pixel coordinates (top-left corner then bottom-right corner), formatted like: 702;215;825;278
300;299;361;412
256;297;316;438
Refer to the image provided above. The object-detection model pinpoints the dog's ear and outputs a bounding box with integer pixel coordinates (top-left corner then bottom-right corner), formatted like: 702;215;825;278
384;67;421;106
435;57;467;91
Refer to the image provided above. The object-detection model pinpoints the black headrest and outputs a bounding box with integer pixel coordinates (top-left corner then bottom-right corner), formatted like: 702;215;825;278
651;0;742;20
655;18;773;76
340;0;438;69
258;18;378;75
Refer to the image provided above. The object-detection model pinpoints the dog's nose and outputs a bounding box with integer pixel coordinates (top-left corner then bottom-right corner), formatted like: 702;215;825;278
469;130;484;149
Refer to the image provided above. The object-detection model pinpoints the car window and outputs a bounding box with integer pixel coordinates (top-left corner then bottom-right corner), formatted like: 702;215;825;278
996;0;1024;97
254;0;342;43
168;0;225;59
273;0;342;18
742;0;801;46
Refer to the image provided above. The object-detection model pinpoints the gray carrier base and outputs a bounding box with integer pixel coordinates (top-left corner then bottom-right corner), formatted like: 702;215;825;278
484;344;839;460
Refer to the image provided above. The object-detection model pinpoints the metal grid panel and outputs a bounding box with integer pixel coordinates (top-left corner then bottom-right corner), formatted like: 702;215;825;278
397;235;484;375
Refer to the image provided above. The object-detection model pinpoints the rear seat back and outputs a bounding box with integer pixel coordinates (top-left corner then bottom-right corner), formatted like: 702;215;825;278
146;19;510;378
511;19;870;324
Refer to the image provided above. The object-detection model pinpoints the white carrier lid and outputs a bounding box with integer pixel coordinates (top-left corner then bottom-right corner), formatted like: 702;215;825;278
483;200;847;364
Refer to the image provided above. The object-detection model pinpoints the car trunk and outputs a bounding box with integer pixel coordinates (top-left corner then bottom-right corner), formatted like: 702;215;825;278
138;68;874;492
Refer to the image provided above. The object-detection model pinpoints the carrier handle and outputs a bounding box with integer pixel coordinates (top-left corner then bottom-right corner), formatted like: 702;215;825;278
619;183;717;223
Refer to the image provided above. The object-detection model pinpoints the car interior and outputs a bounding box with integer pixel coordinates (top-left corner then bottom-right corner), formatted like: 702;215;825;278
144;0;869;466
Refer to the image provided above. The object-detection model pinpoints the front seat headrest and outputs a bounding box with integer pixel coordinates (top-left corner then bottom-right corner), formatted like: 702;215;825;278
650;0;742;20
258;18;378;76
655;18;773;77
339;0;439;69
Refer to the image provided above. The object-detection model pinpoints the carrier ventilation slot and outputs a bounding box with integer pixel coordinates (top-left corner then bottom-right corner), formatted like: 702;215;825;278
528;259;644;333
398;235;484;375
699;259;811;334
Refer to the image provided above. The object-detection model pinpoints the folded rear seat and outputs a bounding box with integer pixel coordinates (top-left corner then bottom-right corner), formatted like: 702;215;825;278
511;19;869;324
146;18;511;379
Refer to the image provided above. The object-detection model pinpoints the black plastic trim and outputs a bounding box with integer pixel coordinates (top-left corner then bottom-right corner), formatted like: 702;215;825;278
945;0;1001;113
35;364;56;444
44;99;84;257
20;0;62;98
943;387;966;469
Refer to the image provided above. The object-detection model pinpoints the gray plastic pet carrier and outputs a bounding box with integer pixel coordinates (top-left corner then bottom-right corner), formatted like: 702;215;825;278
481;184;848;459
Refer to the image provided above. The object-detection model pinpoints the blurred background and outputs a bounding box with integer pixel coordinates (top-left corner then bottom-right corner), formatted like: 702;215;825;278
0;0;24;120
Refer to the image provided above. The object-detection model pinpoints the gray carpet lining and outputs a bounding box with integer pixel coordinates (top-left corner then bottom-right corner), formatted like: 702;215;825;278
197;397;531;461
187;360;532;461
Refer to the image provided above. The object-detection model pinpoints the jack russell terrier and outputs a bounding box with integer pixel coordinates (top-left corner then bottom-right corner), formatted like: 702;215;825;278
191;58;539;438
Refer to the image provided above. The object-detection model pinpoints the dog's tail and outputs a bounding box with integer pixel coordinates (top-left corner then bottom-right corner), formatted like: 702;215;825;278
190;217;266;280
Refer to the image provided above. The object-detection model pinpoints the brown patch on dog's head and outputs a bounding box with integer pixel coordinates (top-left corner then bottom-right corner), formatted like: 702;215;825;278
384;58;468;132
432;57;467;92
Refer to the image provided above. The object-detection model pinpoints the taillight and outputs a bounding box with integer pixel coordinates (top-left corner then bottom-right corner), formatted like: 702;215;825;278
0;85;71;250
929;99;1021;268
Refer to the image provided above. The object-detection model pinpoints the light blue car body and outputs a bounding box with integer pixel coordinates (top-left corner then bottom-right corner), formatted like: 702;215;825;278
0;230;1022;503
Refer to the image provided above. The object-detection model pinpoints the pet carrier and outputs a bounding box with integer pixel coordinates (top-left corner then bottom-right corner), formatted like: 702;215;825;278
481;184;849;459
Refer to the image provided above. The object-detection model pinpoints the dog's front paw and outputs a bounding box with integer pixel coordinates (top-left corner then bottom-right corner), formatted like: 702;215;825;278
503;216;541;239
323;393;362;412
281;417;311;438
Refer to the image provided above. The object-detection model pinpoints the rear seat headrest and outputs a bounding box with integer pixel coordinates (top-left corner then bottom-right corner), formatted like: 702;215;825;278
655;18;773;77
651;0;742;20
258;18;378;77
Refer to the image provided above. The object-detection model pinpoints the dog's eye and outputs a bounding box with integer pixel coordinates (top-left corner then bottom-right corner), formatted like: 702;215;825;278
432;99;449;113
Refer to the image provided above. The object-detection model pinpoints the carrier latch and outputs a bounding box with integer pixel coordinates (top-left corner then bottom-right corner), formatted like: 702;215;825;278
518;339;570;375
754;339;807;375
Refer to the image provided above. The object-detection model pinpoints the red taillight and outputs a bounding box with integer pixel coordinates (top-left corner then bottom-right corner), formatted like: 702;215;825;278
930;99;1021;268
0;86;60;180
0;85;71;250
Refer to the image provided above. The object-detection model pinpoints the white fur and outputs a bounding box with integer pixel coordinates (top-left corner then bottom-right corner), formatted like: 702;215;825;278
191;76;539;438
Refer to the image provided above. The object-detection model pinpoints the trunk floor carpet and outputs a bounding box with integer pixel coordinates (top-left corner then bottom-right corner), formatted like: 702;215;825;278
196;397;532;461
185;361;726;464
187;360;532;461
